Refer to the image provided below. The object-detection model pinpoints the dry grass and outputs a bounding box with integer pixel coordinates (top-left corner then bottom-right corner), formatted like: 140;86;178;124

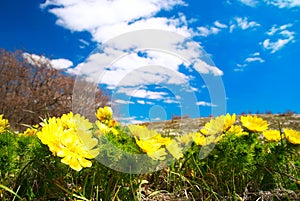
141;113;300;136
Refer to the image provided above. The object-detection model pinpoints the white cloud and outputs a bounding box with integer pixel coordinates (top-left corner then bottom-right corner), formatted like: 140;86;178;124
137;100;155;105
245;57;265;63
23;53;49;66
51;58;73;69
263;24;295;53
239;0;259;7
196;101;217;107
197;26;220;37
132;89;168;99
41;0;224;116
163;98;179;104
117;87;168;100
197;20;228;37
230;17;260;32
264;0;300;8
23;53;73;70
113;99;134;105
267;24;293;36
234;52;264;71
41;0;187;42
115;116;144;125
214;21;228;29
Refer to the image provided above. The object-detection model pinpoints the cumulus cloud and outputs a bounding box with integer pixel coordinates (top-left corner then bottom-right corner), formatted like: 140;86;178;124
214;21;228;29
264;0;300;8
239;0;300;8
41;0;188;42
113;99;134;105
51;58;74;69
197;17;259;37
262;24;295;53
196;20;228;37
118;88;168;100
245;57;265;63
230;17;260;32
197;26;221;37
239;0;259;7
41;0;224;119
234;52;265;71
196;101;217;107
137;100;155;105
23;53;73;70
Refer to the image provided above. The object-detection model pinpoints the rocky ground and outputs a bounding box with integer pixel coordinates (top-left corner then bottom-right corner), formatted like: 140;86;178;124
138;113;300;201
141;113;300;136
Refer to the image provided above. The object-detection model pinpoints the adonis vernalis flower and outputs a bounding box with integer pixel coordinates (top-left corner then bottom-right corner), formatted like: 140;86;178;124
193;132;206;145
176;132;195;145
200;116;225;135
37;112;99;171
240;115;268;132
224;113;236;131
129;124;174;160
263;130;282;142
165;139;183;160
200;113;236;135
95;107;119;135
284;129;300;145
227;125;248;137
22;124;39;136
95;106;113;122
135;136;168;160
0;114;9;133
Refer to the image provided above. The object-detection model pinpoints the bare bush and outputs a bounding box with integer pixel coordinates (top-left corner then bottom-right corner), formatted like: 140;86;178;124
0;49;109;131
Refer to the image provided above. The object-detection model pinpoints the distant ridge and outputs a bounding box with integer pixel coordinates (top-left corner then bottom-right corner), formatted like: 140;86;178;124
140;113;300;135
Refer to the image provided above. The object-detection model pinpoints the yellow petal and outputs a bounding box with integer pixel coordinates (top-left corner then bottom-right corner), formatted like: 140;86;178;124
166;140;183;160
147;148;167;161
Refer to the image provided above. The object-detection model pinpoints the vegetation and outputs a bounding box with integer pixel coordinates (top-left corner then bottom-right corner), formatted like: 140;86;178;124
0;48;299;200
0;49;109;131
0;108;299;200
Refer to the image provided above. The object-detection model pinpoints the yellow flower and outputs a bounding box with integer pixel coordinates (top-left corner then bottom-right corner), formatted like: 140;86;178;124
240;115;268;132
95;106;113;122
227;125;248;137
21;124;39;136
135;136;168;160
0;114;9;133
165;140;183;160
284;129;300;145
95;120;119;136
201;113;236;135
128;124;158;139
224;113;236;131
95;121;110;135
263;130;282;142
176;132;195;145
37;112;99;171
200;116;225;135
130;125;173;160
193;132;205;145
147;148;168;161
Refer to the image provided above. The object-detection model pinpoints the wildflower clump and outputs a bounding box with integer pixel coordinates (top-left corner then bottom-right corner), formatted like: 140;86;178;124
200;113;236;135
95;106;119;136
284;129;300;144
37;112;99;171
0;114;9;133
128;125;183;160
262;129;282;142
241;115;269;132
21;124;39;136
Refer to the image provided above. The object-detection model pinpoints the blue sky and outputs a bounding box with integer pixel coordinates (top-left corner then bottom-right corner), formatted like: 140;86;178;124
0;0;299;124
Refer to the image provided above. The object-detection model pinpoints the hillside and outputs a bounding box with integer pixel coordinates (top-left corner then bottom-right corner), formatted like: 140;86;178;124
141;113;300;135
